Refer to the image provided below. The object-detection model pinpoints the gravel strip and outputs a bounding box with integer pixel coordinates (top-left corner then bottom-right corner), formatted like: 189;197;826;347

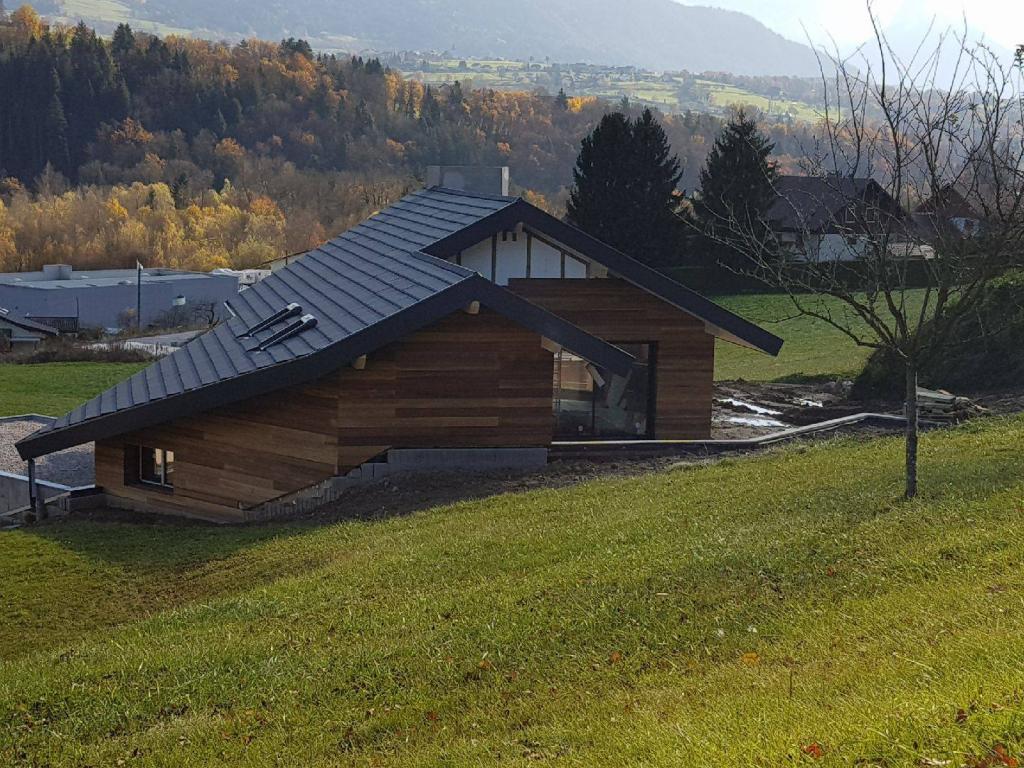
0;419;94;486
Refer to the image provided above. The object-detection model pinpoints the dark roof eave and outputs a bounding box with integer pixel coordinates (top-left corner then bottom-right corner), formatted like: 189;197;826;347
424;200;784;357
469;276;634;376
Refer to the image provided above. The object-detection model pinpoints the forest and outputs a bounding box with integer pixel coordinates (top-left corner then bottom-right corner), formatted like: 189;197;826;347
0;5;815;272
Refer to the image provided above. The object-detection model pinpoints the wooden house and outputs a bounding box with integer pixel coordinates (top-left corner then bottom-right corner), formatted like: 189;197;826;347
17;171;782;521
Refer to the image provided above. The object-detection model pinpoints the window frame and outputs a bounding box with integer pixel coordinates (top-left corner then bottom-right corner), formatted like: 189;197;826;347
129;444;175;490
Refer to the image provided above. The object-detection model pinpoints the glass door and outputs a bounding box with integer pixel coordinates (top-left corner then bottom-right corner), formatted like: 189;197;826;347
554;343;656;440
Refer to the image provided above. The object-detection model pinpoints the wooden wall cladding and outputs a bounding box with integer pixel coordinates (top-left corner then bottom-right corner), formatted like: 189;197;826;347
507;277;715;439
95;309;554;521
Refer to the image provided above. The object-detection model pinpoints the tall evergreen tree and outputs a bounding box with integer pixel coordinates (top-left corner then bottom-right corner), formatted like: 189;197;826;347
44;89;70;176
111;23;135;62
567;108;684;269
696;109;778;261
555;87;569;111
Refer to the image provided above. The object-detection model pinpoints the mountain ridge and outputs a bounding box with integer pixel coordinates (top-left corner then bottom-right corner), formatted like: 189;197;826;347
40;0;821;76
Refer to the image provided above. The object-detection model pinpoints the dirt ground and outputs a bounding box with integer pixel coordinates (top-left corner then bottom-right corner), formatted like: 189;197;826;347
713;380;1024;439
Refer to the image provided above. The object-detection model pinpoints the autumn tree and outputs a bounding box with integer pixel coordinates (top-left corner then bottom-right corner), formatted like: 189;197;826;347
10;4;41;40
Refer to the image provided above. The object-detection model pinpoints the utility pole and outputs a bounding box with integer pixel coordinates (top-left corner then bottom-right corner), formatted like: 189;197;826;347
136;260;142;332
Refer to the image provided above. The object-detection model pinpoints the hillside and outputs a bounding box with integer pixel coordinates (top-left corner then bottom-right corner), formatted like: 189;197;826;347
2;415;1024;764
0;13;821;275
37;0;821;76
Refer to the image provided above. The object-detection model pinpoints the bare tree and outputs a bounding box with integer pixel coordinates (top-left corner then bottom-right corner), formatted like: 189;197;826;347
698;11;1024;498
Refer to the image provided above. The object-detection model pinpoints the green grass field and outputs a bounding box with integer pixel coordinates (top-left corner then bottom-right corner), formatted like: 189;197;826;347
402;61;821;119
713;291;927;382
0;362;147;417
1;416;1023;765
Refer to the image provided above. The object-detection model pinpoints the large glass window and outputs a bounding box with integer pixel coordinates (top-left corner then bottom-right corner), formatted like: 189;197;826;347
554;343;656;440
136;446;174;488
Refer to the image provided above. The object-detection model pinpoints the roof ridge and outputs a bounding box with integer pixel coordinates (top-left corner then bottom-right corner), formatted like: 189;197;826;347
422;185;521;204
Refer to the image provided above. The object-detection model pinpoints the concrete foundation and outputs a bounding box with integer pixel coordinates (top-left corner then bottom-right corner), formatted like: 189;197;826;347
247;447;549;521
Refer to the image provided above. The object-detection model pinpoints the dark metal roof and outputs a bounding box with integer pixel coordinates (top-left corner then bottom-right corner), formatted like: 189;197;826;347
0;307;58;335
767;176;904;233
16;188;632;460
914;185;981;220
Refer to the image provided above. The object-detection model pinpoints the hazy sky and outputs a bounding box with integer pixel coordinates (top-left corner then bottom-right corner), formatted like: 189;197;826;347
678;1;1022;52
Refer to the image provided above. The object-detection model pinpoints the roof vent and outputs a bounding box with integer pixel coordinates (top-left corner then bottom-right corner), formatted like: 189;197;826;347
42;264;72;281
252;314;317;351
238;302;302;337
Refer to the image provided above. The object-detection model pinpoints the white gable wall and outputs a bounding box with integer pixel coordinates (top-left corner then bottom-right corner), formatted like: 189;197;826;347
530;237;562;278
460;238;493;278
495;233;528;284
454;229;594;285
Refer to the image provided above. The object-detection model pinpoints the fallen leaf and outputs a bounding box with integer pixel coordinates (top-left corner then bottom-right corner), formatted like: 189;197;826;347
477;659;493;671
425;710;439;722
741;651;760;666
801;742;825;759
956;708;969;724
994;745;1020;768
609;651;623;665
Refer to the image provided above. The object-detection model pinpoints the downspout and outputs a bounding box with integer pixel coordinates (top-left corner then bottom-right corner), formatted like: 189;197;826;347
27;457;37;519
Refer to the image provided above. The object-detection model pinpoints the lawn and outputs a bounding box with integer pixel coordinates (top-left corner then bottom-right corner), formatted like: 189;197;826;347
2;415;1024;766
713;291;927;382
0;362;147;417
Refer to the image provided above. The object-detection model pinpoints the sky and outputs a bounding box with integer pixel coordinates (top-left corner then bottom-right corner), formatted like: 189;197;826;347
678;0;1022;53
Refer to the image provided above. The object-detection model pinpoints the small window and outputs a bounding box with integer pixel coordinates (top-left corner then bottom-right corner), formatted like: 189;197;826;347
135;446;174;488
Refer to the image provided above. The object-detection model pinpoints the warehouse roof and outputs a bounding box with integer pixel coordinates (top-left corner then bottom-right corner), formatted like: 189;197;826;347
0;267;234;290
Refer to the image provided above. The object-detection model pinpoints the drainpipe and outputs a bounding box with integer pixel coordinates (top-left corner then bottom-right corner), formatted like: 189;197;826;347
27;458;37;519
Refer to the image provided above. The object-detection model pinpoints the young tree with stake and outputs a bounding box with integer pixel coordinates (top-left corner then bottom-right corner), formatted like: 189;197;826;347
699;15;1024;498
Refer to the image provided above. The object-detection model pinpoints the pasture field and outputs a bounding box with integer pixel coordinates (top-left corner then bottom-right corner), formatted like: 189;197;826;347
2;414;1023;766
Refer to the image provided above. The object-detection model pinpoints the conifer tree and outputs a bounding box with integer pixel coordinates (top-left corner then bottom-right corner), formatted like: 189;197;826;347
567;108;684;269
696;109;778;245
555;87;569;111
44;72;70;175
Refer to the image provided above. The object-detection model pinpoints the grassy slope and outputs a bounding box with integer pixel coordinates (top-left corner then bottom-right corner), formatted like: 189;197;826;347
713;291;926;382
2;416;1024;766
0;362;147;417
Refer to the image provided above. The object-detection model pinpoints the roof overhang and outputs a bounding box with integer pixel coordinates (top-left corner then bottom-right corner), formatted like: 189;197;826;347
424;200;784;357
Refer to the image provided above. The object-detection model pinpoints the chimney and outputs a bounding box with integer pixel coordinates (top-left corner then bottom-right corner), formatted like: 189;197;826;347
426;166;510;197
